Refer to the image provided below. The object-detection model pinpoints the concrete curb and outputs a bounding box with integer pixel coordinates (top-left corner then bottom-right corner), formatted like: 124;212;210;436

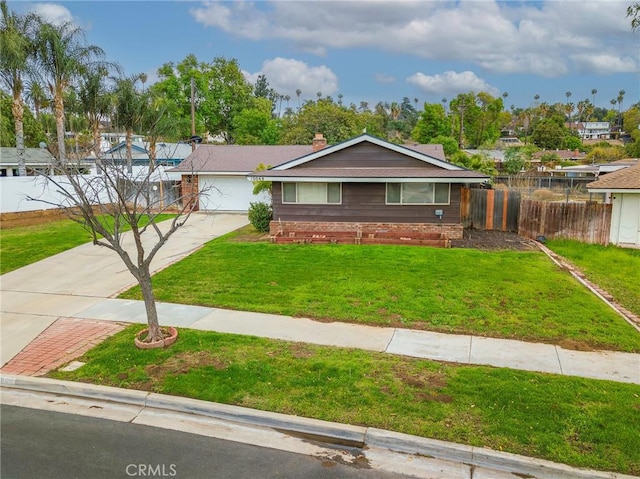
1;374;635;479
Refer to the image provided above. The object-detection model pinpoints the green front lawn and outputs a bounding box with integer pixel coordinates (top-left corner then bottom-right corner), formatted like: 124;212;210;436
120;231;640;352
0;215;175;274
546;240;640;317
49;326;640;475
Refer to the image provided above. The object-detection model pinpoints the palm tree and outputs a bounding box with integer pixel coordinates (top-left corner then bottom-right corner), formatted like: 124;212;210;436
35;19;106;163
534;94;540;105
295;88;301;109
591;88;597;107
565;91;572;105
26;80;49;119
79;66;113;162
112;74;145;173
0;1;39;175
617;90;626;127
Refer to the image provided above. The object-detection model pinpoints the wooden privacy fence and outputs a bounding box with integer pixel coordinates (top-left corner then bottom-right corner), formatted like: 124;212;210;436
461;188;521;232
518;199;612;244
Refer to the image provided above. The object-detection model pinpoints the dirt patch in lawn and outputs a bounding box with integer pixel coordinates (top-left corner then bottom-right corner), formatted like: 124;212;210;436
451;229;539;251
145;351;228;379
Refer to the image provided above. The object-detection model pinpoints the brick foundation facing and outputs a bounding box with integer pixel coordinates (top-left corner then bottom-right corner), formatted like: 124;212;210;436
269;221;462;247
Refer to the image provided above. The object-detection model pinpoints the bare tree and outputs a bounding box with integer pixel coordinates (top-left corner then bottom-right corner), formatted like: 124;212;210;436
27;160;206;343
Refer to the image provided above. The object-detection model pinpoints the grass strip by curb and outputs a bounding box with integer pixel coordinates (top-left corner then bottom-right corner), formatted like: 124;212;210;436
49;325;640;475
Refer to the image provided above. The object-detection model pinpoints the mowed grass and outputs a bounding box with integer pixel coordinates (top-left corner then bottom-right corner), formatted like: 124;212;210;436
0;215;175;274
49;325;640;475
120;231;640;352
546;239;640;317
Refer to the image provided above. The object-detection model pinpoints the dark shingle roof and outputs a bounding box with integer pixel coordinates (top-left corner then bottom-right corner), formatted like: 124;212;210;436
170;145;312;173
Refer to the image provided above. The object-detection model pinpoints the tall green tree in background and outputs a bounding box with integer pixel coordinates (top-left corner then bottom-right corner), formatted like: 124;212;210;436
152;54;253;144
35;19;106;162
0;0;39;175
0;89;45;148
280;98;362;144
232;97;280;145
411;102;451;143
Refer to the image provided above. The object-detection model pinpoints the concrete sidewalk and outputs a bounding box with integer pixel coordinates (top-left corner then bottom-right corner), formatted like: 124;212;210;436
2;291;639;383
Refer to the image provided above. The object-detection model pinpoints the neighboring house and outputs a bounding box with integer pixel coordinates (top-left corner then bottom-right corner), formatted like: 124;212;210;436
575;122;611;140
587;163;640;247
101;141;193;167
1;147;56;176
248;134;488;244
533;149;586;163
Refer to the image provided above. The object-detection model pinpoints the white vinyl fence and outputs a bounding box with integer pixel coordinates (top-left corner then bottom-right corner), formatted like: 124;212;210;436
1;167;181;214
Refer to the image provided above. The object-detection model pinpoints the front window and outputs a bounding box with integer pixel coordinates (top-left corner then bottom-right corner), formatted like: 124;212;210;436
386;182;450;204
282;182;342;204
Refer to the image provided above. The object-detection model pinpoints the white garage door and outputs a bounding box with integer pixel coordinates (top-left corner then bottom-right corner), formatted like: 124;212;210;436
198;175;269;212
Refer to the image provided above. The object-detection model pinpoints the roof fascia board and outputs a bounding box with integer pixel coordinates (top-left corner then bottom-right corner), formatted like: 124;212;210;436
247;176;487;184
587;188;640;193
272;134;463;171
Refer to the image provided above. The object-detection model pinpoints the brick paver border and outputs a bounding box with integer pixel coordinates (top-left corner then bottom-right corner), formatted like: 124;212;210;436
1;317;125;376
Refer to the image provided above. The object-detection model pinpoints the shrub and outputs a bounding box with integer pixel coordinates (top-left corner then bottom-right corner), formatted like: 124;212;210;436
248;202;272;232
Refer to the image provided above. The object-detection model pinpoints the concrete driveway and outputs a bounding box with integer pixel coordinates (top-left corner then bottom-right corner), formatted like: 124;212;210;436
0;213;249;366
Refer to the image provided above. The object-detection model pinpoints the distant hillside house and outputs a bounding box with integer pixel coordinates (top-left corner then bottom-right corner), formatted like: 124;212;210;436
575;122;611;140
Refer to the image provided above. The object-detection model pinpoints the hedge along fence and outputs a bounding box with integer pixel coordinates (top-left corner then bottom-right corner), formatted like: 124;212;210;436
518;199;612;245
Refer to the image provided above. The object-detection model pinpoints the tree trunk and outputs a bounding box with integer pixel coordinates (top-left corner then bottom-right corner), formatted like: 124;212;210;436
138;267;163;342
126;128;133;174
93;123;102;173
11;92;26;176
54;87;67;163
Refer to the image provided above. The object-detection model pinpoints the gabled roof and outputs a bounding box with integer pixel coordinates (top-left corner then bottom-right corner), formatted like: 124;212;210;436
0;147;55;165
271;134;455;171
251;134;488;183
587;163;640;192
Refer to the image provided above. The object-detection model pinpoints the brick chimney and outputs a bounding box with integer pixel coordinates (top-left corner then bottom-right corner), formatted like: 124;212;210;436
312;133;327;152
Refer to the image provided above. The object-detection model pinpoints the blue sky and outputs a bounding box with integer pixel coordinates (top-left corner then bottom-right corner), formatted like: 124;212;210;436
13;0;640;111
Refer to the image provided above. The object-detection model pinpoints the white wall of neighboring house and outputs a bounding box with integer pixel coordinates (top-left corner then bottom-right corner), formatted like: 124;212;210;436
610;193;640;246
198;175;269;212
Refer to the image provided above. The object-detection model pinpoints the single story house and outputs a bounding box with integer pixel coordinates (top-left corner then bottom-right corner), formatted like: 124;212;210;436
101;141;193;167
1;147;56;176
587;163;640;247
248;134;489;245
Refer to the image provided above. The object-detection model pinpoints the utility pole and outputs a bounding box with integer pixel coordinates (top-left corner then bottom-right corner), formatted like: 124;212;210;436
190;77;196;152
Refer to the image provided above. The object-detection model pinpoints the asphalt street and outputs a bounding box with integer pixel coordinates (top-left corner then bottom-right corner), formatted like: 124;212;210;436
1;405;415;479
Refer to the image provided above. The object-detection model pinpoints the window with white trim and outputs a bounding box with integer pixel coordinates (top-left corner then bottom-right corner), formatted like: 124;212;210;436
282;182;342;204
386;182;450;204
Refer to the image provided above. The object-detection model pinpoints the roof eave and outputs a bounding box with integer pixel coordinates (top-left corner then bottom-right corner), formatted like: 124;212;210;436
247;176;488;183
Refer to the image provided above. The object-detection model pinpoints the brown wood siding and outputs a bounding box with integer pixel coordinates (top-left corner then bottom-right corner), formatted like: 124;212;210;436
295;143;443;171
272;182;461;223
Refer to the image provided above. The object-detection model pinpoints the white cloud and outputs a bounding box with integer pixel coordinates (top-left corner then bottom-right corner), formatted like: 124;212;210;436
31;3;75;26
407;71;499;97
189;0;639;76
244;58;339;99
